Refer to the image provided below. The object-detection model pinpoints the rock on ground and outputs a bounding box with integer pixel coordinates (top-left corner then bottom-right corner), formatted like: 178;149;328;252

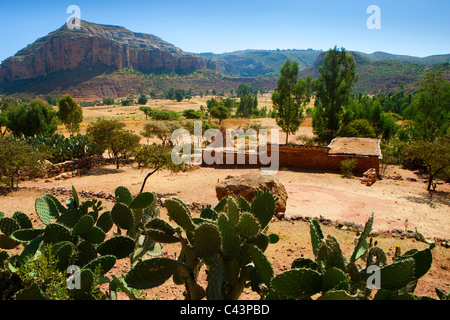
215;172;288;214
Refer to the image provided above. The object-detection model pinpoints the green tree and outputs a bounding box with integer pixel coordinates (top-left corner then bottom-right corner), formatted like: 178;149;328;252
138;94;148;105
86;119;127;162
272;59;312;144
57;95;83;136
209;105;230;125
139;106;152;120
141;120;183;146
236;94;258;118
312;47;359;144
7;99;58;137
405;135;450;191
109;130;141;169
404;71;450;142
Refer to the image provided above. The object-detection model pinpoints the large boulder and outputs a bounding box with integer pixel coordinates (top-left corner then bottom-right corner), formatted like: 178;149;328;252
215;173;288;214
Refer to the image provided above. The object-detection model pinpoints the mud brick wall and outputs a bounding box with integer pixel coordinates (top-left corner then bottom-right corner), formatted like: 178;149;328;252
202;144;380;175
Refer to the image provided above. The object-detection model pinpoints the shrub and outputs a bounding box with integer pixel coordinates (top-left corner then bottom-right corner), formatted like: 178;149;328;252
102;98;115;105
182;109;202;119
0;137;48;188
340;159;357;178
149;109;180;121
7;99;58;137
337;119;377;138
138;94;148;105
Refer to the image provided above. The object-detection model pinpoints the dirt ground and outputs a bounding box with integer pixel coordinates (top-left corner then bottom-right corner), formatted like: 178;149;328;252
1;95;449;300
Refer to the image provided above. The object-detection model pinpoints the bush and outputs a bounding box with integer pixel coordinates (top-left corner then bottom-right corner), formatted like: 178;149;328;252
149;109;180;121
340;159;357;178
0;137;48;187
7;99;58;137
337;119;377;138
182;109;202;119
138;94;148;105
103;98;115;105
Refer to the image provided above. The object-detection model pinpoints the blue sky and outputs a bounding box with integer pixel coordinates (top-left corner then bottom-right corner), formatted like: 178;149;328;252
0;0;449;63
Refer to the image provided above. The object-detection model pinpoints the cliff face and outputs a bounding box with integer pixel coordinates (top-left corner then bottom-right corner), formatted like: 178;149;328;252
0;21;206;83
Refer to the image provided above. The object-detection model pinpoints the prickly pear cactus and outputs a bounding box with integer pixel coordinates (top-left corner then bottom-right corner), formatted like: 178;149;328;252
125;188;279;300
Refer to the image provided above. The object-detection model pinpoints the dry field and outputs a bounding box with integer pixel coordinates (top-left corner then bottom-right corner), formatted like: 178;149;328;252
1;93;449;300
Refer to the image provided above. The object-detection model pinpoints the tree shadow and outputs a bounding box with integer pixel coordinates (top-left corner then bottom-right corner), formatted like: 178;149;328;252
84;167;124;176
402;191;450;208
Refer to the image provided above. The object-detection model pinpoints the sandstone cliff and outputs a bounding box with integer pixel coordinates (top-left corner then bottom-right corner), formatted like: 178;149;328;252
0;20;210;83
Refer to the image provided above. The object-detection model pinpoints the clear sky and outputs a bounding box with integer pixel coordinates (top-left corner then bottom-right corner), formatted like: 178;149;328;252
0;0;449;63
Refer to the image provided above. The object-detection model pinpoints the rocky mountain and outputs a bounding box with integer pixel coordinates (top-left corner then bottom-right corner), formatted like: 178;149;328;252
0;20;218;84
0;20;448;98
299;51;450;94
198;49;323;77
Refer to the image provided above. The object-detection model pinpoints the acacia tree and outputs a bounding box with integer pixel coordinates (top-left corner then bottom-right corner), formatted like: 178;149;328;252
312;47;359;144
272;59;312;144
87;119;140;168
135;144;184;193
209;105;230;125
57;95;83;136
405;135;450;191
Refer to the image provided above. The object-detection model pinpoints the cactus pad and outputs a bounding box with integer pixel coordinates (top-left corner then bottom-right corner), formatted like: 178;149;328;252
12;211;33;229
0;234;21;249
147;229;180;243
43;223;73;244
11;228;45;242
54;241;75;271
193;223;221;259
236;212;261;238
96;235;135;259
250;190;276;229
115;186;133;206
74;240;98;267
0;217;20;236
79;226;106;244
83;255;116;275
35;197;58;225
96;211;113;233
218;214;240;259
111;203;134;230
73;215;95;235
322;267;350;292
271;268;322;299
247;244;273;288
129;192;155;210
380;258;415;291
164;198;195;232
125;257;181;289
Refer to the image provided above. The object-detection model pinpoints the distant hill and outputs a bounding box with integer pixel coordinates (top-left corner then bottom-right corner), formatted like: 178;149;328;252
198;49;324;77
0;20;448;98
355;51;450;66
299;52;450;94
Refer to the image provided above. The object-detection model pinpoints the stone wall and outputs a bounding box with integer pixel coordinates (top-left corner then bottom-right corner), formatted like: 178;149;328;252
202;144;380;175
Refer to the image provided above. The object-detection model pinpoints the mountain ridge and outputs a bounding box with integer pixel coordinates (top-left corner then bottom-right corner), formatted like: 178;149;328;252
0;20;449;97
